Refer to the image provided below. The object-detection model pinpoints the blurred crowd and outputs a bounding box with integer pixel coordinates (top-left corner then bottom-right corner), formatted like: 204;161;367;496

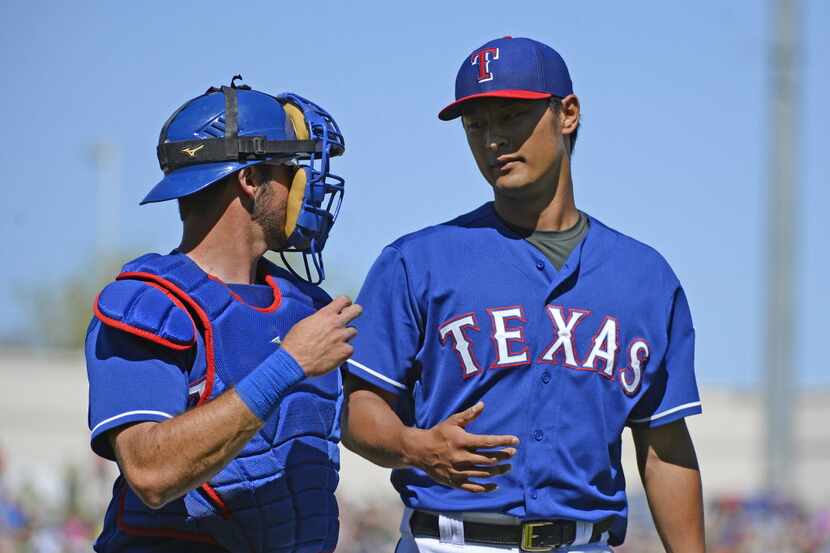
618;494;830;553
2;451;829;553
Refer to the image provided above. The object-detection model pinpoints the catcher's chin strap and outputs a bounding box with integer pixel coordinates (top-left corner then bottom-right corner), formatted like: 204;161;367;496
156;75;342;173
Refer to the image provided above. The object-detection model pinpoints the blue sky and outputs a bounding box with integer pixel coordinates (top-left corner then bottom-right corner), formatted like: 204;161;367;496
0;1;827;388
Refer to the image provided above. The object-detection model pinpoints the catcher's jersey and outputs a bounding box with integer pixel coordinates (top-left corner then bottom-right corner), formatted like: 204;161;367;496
346;202;701;545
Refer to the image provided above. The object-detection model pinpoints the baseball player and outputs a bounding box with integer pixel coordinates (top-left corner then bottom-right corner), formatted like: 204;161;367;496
342;37;704;552
85;79;360;552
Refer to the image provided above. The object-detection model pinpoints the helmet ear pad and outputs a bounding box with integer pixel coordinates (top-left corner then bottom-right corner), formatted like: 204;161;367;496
283;101;310;140
285;166;308;245
282;99;312;247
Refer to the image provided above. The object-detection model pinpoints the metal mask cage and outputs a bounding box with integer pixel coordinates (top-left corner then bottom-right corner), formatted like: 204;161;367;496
275;93;346;284
279;169;344;284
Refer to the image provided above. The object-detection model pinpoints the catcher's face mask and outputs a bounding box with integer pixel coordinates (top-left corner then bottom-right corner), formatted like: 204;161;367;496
276;92;345;284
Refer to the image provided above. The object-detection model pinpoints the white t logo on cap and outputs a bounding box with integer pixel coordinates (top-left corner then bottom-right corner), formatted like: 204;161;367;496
471;47;500;83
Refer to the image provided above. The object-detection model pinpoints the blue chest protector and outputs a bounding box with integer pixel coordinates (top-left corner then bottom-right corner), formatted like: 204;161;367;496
94;252;341;553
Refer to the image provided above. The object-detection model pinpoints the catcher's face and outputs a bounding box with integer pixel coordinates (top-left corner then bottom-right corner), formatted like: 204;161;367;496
249;164;294;252
462;97;574;199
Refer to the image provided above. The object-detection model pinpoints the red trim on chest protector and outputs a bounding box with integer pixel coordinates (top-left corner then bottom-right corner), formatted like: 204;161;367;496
116;271;234;521
207;273;282;313
116;485;220;545
117;271;216;407
199;482;231;519
93;293;194;351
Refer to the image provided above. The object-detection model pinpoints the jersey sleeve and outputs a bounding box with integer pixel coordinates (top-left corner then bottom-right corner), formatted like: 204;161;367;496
345;246;422;396
627;286;702;428
85;318;189;460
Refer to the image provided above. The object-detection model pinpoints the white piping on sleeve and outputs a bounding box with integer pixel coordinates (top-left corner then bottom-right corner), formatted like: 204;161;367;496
346;359;407;390
628;401;702;424
91;410;174;435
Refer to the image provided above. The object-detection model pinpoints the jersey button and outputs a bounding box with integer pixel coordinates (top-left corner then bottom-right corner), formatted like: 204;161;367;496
533;429;544;441
535;261;545;271
531;492;538;500
542;372;551;384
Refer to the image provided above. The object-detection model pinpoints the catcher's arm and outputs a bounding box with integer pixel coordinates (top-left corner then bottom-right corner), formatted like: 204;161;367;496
632;419;705;553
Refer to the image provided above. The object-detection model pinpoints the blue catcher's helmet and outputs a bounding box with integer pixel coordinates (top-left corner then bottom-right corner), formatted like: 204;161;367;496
146;76;345;283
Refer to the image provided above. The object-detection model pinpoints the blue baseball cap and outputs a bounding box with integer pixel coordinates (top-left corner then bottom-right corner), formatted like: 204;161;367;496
438;36;573;121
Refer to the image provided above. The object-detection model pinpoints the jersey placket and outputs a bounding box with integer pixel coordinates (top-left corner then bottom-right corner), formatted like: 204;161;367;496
523;241;585;516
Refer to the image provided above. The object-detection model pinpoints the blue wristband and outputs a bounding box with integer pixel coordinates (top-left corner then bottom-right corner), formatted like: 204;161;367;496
235;348;306;421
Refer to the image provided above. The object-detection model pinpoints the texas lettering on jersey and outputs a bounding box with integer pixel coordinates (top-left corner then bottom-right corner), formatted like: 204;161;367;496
438;305;647;396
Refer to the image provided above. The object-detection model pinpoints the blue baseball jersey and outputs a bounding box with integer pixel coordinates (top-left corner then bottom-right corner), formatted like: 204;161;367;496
346;202;701;545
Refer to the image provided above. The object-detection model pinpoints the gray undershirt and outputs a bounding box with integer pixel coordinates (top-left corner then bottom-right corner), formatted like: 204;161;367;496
525;212;589;270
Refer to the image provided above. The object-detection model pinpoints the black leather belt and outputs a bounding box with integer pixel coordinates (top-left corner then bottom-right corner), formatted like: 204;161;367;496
409;511;613;552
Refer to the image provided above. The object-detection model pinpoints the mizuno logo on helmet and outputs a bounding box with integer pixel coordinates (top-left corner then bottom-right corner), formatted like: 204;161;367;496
181;144;205;158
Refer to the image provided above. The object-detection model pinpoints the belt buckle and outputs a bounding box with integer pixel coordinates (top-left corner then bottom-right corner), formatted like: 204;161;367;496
520;521;556;552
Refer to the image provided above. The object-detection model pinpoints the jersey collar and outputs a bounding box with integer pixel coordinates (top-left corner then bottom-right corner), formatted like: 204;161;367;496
482;202;611;300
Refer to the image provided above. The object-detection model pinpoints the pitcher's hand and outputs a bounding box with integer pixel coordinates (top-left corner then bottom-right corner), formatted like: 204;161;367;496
403;401;519;493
